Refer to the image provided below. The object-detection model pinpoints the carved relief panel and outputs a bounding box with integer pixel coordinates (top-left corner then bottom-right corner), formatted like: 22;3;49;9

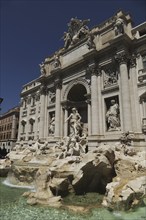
48;89;56;105
102;64;119;88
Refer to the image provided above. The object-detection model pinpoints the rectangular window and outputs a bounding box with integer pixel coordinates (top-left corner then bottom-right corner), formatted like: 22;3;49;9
22;124;25;133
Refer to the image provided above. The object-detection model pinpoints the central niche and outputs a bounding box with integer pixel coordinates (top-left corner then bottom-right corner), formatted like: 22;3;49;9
67;84;87;124
67;84;87;102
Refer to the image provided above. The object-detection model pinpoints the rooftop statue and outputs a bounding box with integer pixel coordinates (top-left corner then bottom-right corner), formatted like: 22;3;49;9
63;17;90;49
114;17;124;36
53;52;61;68
39;62;46;75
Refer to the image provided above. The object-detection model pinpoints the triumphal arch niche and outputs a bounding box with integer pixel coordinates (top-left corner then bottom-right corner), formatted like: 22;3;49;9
63;78;90;134
18;11;146;148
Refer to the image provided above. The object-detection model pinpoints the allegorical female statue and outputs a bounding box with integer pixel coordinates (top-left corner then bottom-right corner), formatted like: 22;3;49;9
49;114;55;134
106;100;121;131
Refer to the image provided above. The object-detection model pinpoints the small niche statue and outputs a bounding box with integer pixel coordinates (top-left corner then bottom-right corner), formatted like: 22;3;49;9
49;114;55;134
106;99;121;131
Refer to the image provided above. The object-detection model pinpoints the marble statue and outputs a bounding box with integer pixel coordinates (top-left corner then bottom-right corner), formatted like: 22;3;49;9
39;62;46;75
106;100;121;131
63;32;72;49
63;17;90;49
65;107;82;136
120;131;133;146
86;33;96;50
114;17;124;35
54;53;60;68
55;133;87;159
49;114;55;134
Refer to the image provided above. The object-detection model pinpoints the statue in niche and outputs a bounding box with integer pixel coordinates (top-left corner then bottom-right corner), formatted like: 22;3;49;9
65;107;82;137
49;114;55;134
106;100;121;131
63;17;90;49
53;52;61;68
114;17;124;36
39;62;46;75
48;91;56;104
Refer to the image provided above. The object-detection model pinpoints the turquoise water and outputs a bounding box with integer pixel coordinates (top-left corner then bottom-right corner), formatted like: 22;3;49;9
0;178;145;220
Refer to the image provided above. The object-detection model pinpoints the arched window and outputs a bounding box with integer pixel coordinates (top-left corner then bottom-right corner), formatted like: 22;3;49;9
21;120;26;133
29;118;35;133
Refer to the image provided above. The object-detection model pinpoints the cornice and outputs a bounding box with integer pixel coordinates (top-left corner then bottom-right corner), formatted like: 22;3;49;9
101;84;119;94
108;33;133;49
21;85;40;97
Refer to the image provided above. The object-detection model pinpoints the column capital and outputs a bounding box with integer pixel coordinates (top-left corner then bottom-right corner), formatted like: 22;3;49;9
39;85;47;95
129;54;136;68
35;91;40;101
54;78;62;89
86;63;101;76
115;52;128;65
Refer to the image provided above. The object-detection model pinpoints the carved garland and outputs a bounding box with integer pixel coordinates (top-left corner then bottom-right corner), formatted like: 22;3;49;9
63;78;91;100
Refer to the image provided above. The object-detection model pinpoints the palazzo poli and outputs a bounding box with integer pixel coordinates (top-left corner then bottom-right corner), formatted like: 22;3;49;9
17;11;146;149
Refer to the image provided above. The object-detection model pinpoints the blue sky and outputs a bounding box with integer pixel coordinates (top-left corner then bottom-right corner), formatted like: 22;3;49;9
0;0;146;114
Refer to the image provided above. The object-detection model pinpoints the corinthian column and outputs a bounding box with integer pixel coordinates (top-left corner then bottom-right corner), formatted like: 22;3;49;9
89;63;99;135
39;85;46;139
129;55;141;132
115;52;132;132
54;80;62;138
97;68;103;135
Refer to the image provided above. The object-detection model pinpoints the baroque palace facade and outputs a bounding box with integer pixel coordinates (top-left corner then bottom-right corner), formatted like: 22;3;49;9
0;106;19;156
17;11;146;148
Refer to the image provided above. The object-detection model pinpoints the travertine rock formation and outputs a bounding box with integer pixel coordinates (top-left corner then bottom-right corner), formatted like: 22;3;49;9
6;140;146;210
